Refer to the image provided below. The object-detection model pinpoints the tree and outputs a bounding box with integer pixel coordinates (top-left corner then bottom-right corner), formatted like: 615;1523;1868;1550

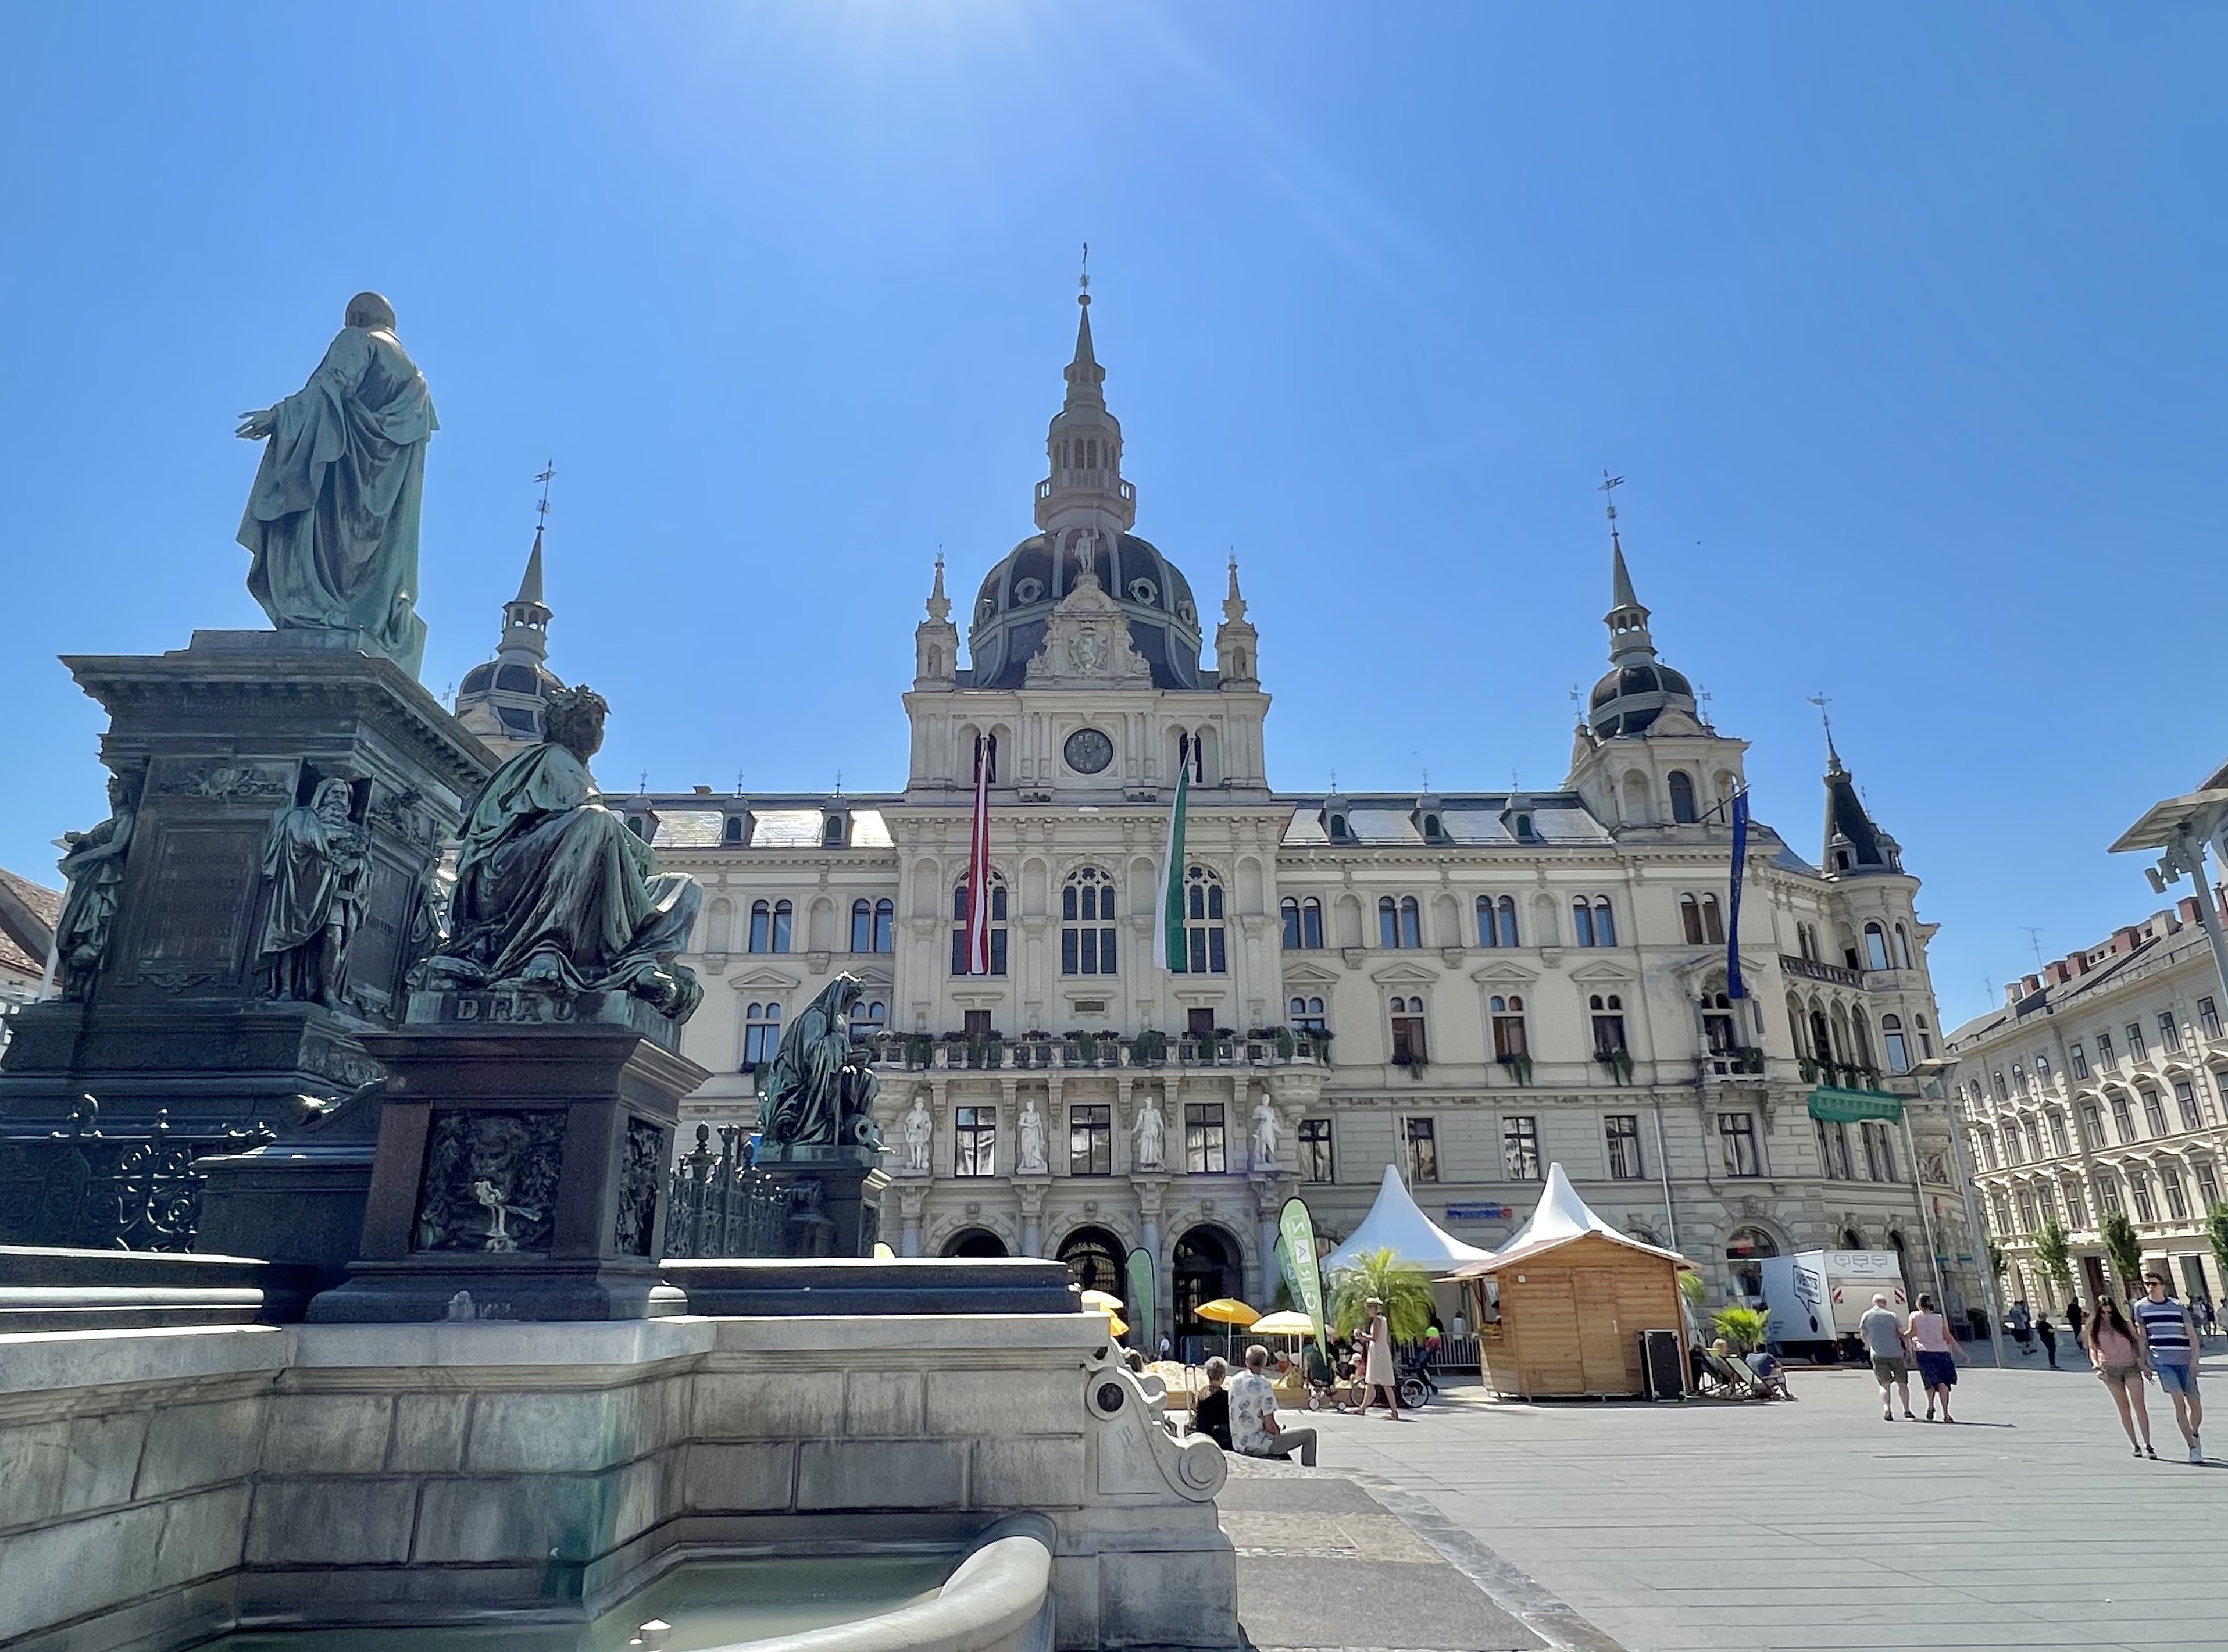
2100;1211;2143;1293
1326;1246;1435;1341
2031;1219;2073;1300
2205;1204;2228;1301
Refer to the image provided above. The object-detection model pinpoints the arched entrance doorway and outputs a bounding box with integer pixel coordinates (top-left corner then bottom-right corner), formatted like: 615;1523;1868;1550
1056;1225;1126;1297
1725;1225;1777;1301
1173;1225;1242;1347
944;1228;1008;1258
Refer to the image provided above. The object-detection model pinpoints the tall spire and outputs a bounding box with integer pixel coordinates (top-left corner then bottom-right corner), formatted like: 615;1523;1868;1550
1599;472;1656;666
1036;266;1133;536
1820;729;1900;875
514;526;545;607
925;551;949;622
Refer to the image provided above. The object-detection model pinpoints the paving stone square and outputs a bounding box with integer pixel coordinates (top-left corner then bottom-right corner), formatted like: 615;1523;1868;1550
1242;1361;2227;1652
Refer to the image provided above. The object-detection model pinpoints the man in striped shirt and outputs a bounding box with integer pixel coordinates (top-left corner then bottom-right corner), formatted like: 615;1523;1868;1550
2135;1273;2203;1464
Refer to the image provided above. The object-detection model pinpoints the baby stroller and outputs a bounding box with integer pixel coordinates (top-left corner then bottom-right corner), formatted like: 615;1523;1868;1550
1395;1351;1436;1410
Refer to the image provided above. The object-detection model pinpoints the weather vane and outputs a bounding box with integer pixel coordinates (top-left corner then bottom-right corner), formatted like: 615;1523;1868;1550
533;461;556;533
1080;241;1090;295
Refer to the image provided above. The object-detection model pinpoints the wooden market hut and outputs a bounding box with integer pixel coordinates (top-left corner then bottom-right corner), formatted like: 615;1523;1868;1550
1447;1164;1694;1400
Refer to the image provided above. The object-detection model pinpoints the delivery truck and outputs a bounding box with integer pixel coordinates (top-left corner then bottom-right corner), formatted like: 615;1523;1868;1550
1761;1251;1907;1358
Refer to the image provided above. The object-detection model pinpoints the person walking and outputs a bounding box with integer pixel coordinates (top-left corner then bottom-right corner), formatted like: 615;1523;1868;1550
1355;1296;1403;1421
1230;1343;1320;1465
2133;1273;2203;1463
1859;1292;1916;1421
1906;1293;1963;1423
2081;1296;2156;1458
2036;1312;2059;1370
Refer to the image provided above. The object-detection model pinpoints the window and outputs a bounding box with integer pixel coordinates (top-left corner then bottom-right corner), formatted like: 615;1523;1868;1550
2162;1166;2190;1221
951;873;1009;976
1669;770;1698;823
1571;896;1616;947
2012;1063;2028;1097
1680;893;1725;945
1916;1015;1933;1059
2014;1188;2038;1234
1990;1191;2013;1234
2061;1177;2087;1226
1861;1119;1897;1182
2130;1169;2156;1223
2097;1172;2123;1216
2203;997;2222;1040
1490;995;1528;1061
1061;866;1117;975
1184;1102;1227;1173
1863;923;1891;972
723;815;745;845
1606;1115;1643;1179
2097;1030;2118;1069
850;898;895;953
851;999;886;1042
823;815;846;848
2024;1116;2044;1161
1881;1014;1910;1075
1992;1070;2008;1102
1069;1105;1111;1176
1823;1118;1856;1179
1288;996;1327;1034
1502;1115;1540;1180
1725;1225;1777;1298
2175;1079;2203;1132
2199;1161;2221;1209
1478;894;1519;947
1701;985;1737;1055
1719;1111;1762;1177
1384;1115;1434;1183
1893;924;1913;969
954;1106;997;1176
1590;994;1627;1058
1974;1126;1997;1171
1298;1118;1334;1183
2004;1122;2023;1165
1797;922;1820;962
2079;1101;2105;1150
2047;1111;2069;1155
2127;1022;2148;1062
1281;895;1323;950
749;898;793;954
741;1001;783;1068
1390;996;1429;1065
2143;1089;2168;1136
1175;867;1227;973
2110;1093;2136;1143
2036;1053;2052;1087
1379;895;1421;948
1326;811;1353;844
2069;1041;2090;1080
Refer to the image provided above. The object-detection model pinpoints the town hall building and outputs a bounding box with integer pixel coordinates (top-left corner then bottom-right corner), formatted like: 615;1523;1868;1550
460;288;1977;1350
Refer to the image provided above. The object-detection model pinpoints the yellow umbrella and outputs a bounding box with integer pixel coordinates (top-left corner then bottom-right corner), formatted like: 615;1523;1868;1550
1250;1310;1315;1337
1080;1289;1124;1314
872;1241;895;1259
1194;1297;1260;1361
1104;1312;1129;1339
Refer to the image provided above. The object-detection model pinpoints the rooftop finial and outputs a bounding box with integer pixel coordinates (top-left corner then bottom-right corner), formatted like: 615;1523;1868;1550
1079;240;1090;306
924;547;950;622
1808;691;1841;770
534;459;556;534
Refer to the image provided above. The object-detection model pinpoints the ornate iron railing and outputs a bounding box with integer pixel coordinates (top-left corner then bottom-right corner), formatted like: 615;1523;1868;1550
663;1123;790;1258
0;1100;275;1251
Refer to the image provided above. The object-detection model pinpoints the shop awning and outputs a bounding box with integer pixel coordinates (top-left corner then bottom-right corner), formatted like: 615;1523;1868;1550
1806;1087;1903;1123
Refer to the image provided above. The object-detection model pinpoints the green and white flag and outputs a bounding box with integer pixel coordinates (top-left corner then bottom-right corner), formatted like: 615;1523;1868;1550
1155;737;1191;971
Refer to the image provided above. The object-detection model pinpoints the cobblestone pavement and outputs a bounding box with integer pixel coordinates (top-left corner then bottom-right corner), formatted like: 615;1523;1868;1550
1269;1359;2227;1652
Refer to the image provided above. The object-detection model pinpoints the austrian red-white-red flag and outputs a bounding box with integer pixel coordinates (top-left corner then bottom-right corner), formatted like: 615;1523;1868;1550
960;733;994;974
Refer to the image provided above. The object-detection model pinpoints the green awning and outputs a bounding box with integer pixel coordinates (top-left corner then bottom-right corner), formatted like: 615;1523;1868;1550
1806;1087;1904;1123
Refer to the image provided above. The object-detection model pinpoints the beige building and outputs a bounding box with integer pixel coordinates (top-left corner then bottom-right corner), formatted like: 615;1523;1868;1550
1948;898;2228;1314
504;292;1975;1348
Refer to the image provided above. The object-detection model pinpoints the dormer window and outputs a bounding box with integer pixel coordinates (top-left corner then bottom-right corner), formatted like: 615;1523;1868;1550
1326;812;1352;843
1513;813;1536;841
1419;812;1447;844
722;815;746;845
822;813;848;848
625;815;647;838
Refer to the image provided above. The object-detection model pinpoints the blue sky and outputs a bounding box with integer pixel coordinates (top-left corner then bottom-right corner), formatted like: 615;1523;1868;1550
3;5;2222;1030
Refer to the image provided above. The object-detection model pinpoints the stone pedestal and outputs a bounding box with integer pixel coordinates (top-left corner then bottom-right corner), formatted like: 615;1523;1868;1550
749;1141;891;1258
306;993;709;1322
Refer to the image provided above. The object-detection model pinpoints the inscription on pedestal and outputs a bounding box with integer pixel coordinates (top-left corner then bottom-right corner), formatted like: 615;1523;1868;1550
411;1109;566;1254
613;1117;666;1257
127;821;266;986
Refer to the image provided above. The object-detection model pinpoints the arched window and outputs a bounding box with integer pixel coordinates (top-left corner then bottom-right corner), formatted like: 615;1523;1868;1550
1490;994;1528;1060
873;898;893;952
1725;1225;1777;1300
1669;770;1698;824
951;873;1008;976
1590;898;1615;947
823;814;847;848
1797;922;1820;962
1680;893;1723;945
1572;897;1595;948
1701;981;1737;1055
1478;894;1519;948
1062;866;1117;975
1882;1014;1911;1075
1589;993;1627;1057
1892;923;1913;969
1176;866;1226;973
1389;996;1427;1064
748;899;793;954
722;815;745;845
1289;996;1326;1033
742;1001;782;1069
1378;896;1399;948
1863;922;1891;972
1282;896;1301;949
1399;896;1420;948
851;999;886;1041
1849;1011;1876;1069
1809;1004;1834;1063
1301;897;1322;948
850;899;873;954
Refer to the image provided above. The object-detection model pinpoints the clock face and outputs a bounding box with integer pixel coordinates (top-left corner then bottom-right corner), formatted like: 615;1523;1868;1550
1064;727;1115;775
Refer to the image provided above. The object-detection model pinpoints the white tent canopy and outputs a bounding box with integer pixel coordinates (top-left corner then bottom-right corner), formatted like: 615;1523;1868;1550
1449;1162;1689;1276
1319;1165;1497;1278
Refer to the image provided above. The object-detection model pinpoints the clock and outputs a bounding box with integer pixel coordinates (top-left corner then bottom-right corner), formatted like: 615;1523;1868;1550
1063;727;1114;775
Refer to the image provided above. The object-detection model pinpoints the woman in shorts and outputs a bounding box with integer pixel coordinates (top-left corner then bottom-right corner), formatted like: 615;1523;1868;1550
2081;1296;2156;1458
1904;1293;1963;1423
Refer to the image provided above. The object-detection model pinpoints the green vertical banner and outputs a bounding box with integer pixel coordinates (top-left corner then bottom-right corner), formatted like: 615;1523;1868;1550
1277;1196;1327;1348
1124;1246;1158;1353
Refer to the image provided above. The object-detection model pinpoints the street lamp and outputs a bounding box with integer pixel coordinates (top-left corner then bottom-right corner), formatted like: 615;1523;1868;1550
2109;787;2228;1010
1912;1054;2008;1369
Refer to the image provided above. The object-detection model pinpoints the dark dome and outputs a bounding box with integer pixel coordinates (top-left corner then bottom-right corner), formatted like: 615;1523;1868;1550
1588;659;1698;740
967;531;1203;689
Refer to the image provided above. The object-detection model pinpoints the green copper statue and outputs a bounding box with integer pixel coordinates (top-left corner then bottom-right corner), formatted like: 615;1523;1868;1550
236;292;435;677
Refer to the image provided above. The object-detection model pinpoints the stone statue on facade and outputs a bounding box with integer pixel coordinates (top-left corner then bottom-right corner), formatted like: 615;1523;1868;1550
899;1093;933;1174
760;973;882;1150
414;686;702;1020
52;772;140;999
1251;1097;1280;1170
1017;1097;1049;1175
1133;1095;1166;1172
235;292;437;677
255;777;369;1008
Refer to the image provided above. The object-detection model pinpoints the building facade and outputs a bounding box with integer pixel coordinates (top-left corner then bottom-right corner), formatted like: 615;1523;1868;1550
1948;900;2228;1315
529;292;1975;1346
